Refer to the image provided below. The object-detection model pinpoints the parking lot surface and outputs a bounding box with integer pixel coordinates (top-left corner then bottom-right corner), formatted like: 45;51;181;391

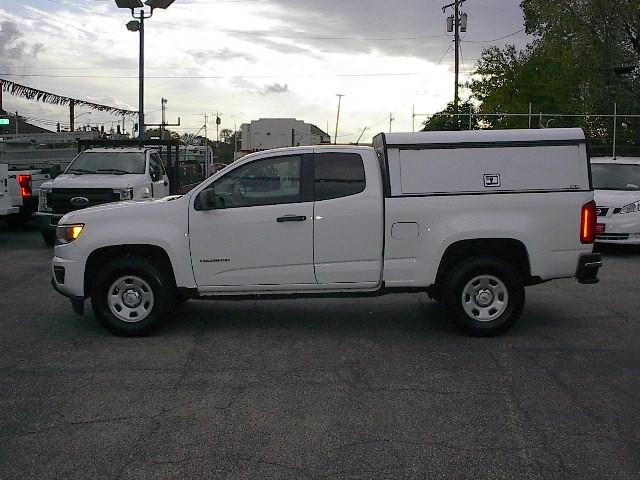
1;223;639;479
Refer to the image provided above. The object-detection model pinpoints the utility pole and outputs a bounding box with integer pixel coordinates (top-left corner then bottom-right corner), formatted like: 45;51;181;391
69;100;75;132
204;113;209;176
443;0;467;115
160;97;167;138
389;113;395;133
334;94;344;144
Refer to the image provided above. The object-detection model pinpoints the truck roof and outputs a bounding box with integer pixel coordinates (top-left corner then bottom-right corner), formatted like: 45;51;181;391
591;156;640;165
383;128;586;146
82;147;150;153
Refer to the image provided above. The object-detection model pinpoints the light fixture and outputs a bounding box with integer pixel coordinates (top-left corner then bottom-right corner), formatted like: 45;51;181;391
115;0;143;8
145;0;175;9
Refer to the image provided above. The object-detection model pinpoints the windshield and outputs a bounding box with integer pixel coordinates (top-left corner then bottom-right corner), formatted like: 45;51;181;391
66;151;146;175
591;163;640;191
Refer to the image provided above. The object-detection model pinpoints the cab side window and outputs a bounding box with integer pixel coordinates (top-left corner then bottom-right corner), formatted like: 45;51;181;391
149;153;162;182
213;155;302;208
314;153;366;201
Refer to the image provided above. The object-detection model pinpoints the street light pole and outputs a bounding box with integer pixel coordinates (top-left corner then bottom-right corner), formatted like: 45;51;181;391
115;0;175;143
138;12;144;141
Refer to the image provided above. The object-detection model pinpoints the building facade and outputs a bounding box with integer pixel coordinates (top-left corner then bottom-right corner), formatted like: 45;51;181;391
240;118;330;154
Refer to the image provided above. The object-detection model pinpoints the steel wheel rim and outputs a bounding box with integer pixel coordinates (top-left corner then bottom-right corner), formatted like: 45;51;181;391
461;274;509;322
107;275;154;323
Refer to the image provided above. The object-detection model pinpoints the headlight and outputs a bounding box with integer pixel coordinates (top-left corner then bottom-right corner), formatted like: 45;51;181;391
56;224;84;244
619;200;640;214
39;187;52;212
114;187;134;201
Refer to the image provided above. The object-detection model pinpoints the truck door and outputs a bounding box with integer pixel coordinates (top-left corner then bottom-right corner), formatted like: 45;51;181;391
189;153;316;288
312;151;384;286
149;152;170;198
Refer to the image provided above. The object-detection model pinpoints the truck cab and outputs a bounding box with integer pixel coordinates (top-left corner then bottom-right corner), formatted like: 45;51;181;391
37;147;170;245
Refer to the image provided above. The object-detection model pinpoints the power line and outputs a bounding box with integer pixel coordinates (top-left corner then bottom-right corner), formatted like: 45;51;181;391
461;28;525;44
437;40;455;64
0;71;435;79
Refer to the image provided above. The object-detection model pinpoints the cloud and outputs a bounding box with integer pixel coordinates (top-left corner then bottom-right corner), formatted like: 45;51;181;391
188;48;256;64
0;20;44;61
262;83;289;95
230;77;290;96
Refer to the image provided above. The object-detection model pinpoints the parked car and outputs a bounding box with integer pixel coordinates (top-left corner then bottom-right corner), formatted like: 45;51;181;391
591;157;640;244
50;128;601;337
36;147;170;245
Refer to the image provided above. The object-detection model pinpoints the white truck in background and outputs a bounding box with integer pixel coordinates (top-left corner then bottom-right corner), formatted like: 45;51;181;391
50;128;601;337
0;163;50;226
37;147;170;245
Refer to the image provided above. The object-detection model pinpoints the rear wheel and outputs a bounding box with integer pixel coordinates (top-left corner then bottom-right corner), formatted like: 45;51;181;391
91;256;176;336
441;256;524;336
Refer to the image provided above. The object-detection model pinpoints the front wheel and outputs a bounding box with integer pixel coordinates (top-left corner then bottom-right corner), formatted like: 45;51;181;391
441;256;525;336
91;256;176;336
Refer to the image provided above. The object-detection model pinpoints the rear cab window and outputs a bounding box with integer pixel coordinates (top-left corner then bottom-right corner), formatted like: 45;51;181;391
314;153;366;201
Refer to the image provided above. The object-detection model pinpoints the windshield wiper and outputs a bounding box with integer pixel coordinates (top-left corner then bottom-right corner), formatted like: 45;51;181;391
67;168;96;174
97;168;132;175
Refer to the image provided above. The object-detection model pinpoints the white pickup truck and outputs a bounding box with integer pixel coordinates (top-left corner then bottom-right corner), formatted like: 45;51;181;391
0;164;50;226
37;147;170;245
51;128;601;336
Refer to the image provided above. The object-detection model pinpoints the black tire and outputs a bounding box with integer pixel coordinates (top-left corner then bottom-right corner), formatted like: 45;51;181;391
90;256;176;336
42;230;56;246
5;212;30;227
441;256;524;336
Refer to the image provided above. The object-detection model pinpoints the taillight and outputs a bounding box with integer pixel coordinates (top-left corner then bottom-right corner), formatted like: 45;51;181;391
581;200;596;244
18;174;32;200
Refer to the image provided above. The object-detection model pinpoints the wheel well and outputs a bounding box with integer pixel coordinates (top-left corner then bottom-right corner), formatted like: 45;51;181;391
435;239;531;288
84;244;176;298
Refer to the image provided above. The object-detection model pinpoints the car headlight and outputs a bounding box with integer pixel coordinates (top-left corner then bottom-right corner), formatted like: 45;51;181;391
114;187;134;201
39;187;52;212
56;224;84;244
619;200;640;214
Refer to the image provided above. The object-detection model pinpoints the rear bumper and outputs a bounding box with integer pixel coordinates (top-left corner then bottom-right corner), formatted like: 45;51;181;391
0;206;20;216
576;253;602;284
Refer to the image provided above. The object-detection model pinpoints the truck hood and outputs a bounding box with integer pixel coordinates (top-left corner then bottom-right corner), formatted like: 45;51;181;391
60;195;184;224
594;189;640;208
42;173;146;190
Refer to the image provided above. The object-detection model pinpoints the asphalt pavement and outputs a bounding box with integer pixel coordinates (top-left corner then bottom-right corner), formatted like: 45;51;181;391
1;223;639;479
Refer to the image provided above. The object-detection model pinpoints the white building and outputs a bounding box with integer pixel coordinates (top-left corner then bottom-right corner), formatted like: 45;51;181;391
240;118;330;153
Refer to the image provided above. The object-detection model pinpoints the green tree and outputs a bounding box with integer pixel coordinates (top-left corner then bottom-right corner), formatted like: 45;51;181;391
470;0;640;148
422;101;480;131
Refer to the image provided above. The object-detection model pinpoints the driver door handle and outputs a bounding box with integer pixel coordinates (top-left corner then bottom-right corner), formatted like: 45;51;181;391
277;215;307;223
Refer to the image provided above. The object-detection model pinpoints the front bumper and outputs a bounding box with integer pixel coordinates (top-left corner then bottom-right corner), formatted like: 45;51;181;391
576;253;602;284
35;212;64;232
596;214;640;244
51;255;85;298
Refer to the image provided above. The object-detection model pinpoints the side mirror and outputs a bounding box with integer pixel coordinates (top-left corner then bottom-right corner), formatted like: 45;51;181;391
195;188;225;211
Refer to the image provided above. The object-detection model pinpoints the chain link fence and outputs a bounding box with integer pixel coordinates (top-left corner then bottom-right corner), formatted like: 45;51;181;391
414;104;640;158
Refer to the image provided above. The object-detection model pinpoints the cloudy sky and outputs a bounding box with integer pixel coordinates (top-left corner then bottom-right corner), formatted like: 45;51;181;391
0;0;529;143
